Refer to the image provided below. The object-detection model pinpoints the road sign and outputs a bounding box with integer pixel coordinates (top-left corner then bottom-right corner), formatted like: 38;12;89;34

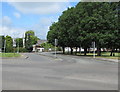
55;39;58;46
54;39;58;58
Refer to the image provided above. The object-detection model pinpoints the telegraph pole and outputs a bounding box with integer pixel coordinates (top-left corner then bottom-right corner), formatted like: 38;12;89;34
4;40;6;53
17;38;19;53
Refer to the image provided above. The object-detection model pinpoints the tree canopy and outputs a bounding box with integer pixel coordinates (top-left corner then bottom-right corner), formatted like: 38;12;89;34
47;2;119;56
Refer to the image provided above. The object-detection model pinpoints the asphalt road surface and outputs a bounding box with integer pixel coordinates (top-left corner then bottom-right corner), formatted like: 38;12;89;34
2;53;118;90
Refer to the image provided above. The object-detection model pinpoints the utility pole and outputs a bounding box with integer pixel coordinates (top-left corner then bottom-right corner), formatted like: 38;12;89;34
13;38;16;56
23;32;25;48
4;40;6;53
17;38;19;53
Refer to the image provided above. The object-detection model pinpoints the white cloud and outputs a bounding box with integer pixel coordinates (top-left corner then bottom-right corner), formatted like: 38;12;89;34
8;2;70;14
2;16;12;26
0;26;26;38
13;12;21;18
4;0;71;2
30;17;56;39
1;16;25;37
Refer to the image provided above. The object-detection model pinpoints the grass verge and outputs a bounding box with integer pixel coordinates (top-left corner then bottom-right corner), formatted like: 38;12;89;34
70;52;120;59
0;53;21;57
76;52;119;59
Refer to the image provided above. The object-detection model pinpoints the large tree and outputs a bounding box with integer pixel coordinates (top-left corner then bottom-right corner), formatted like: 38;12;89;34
75;2;119;56
5;35;13;53
47;2;119;56
25;30;38;52
0;35;5;52
15;38;23;47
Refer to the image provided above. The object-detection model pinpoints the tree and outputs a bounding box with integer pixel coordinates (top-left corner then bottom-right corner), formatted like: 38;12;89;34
5;35;13;53
15;38;23;47
25;30;38;52
47;22;59;45
47;2;119;56
58;7;79;54
0;35;5;52
75;2;119;56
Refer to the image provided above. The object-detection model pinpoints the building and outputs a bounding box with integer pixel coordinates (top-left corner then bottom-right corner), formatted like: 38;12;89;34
32;40;47;52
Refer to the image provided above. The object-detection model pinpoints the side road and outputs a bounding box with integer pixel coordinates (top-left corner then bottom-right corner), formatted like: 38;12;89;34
37;52;119;63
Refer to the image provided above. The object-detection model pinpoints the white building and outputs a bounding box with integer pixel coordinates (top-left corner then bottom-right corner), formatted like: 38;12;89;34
32;40;47;52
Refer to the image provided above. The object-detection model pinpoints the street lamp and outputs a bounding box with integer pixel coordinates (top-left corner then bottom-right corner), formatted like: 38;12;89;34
4;40;6;53
17;38;19;53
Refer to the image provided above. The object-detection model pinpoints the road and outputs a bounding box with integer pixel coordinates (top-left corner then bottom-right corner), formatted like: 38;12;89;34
2;53;118;90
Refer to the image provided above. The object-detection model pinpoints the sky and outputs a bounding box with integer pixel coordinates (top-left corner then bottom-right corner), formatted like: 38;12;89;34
1;1;79;39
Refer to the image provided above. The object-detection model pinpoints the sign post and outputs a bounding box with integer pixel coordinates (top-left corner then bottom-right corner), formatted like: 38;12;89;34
17;38;19;53
93;41;95;58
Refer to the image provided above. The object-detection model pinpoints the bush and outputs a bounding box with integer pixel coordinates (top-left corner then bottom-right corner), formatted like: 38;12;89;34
14;47;28;53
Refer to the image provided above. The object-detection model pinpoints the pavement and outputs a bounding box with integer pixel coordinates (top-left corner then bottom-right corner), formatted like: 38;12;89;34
1;52;118;90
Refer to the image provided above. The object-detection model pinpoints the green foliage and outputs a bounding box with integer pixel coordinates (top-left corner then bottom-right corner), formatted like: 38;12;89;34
0;53;21;57
5;35;13;53
40;42;54;51
14;47;28;52
0;35;5;52
15;38;23;47
25;30;38;52
47;2;119;55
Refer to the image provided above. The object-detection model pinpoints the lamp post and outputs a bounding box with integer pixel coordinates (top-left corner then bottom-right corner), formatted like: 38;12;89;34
17;38;19;53
13;38;16;56
4;40;6;53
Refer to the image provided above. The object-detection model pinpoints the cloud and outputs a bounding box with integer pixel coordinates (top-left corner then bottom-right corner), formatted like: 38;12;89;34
0;26;26;38
3;0;80;2
2;16;12;26
30;17;57;39
13;12;21;18
8;2;70;15
1;16;25;37
1;2;73;39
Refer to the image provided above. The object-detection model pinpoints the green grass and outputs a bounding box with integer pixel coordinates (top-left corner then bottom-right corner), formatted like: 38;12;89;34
0;53;21;57
76;52;119;59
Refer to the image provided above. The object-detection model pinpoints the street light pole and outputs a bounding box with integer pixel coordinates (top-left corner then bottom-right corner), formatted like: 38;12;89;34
17;38;19;53
4;40;6;53
55;39;56;58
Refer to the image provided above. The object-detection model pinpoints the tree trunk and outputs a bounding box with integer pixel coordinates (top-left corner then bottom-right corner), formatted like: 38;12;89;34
97;47;101;56
110;48;113;56
68;47;70;54
62;47;65;54
75;47;77;55
70;47;73;55
84;47;87;56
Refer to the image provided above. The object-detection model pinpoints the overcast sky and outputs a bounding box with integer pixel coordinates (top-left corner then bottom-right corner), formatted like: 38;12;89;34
1;1;79;39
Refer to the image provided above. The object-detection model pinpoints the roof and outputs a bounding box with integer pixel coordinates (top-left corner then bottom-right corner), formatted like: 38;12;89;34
36;40;47;45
